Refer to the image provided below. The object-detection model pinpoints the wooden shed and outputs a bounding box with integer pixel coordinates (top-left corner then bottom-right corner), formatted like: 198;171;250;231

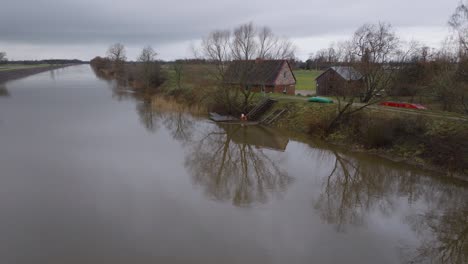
315;66;363;96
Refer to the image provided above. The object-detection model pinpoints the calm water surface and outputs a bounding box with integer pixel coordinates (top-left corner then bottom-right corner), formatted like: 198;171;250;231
0;65;466;264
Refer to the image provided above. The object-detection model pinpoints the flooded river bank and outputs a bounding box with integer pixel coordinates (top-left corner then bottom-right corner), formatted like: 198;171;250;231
0;65;466;263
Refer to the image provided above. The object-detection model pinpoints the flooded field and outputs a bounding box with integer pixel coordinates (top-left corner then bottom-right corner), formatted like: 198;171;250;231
0;65;466;263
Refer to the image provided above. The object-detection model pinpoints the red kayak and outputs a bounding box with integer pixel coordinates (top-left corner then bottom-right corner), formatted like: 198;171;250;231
380;101;427;110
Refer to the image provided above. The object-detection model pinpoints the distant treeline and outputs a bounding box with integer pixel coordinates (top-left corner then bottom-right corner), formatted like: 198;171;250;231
2;59;87;65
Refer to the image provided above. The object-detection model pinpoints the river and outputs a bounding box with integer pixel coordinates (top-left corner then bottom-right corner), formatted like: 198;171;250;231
0;65;466;264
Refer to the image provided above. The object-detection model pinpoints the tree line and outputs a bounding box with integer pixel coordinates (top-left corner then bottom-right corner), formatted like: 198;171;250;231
196;22;296;112
90;44;165;94
297;1;468;115
0;52;85;65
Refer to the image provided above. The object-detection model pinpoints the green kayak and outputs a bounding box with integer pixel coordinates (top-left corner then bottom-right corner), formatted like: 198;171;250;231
308;97;334;104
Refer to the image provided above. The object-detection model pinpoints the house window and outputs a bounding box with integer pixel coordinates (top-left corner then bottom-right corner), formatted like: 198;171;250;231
283;72;287;78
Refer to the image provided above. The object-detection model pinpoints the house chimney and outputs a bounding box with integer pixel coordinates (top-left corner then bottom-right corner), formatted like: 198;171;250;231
255;57;263;63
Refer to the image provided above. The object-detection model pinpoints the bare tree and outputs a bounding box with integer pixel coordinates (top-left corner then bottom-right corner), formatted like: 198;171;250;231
449;0;468;55
106;43;127;76
107;43;127;62
257;26;296;60
173;61;184;89
325;68;374;135
198;22;296;112
200;30;231;80
321;23;419;134
272;38;296;60
431;58;461;112
231;22;257;60
0;52;7;63
137;46;158;89
449;1;468;114
200;30;236;112
257;26;276;59
138;45;157;63
199;21;297;64
350;22;402;103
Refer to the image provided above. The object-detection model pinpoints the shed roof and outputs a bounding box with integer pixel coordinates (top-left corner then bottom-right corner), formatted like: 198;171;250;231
316;66;363;81
224;60;295;85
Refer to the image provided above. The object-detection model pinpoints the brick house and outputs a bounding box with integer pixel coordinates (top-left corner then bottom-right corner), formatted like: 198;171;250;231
224;59;296;95
315;66;363;96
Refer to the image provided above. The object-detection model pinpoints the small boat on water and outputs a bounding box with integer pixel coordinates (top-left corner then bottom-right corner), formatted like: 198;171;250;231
308;97;334;104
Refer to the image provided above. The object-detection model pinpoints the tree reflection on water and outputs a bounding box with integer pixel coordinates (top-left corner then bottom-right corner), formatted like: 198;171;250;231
121;89;467;262
132;95;292;206
0;84;9;97
313;149;468;263
407;194;468;264
185;124;292;206
313;151;405;232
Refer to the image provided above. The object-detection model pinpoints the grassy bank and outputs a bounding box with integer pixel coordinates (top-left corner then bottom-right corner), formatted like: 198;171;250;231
92;61;468;177
0;64;52;72
266;100;468;178
0;65;71;84
293;69;322;91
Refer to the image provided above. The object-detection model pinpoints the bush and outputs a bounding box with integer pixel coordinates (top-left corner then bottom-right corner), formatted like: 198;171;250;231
357;115;400;147
352;113;428;148
305;105;336;136
90;56;111;71
422;121;468;172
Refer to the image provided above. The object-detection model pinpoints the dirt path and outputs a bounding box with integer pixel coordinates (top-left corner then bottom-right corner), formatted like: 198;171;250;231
273;95;468;122
366;105;468;122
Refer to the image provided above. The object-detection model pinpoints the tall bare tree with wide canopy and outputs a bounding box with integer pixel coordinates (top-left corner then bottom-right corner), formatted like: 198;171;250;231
199;22;296;112
137;46;158;89
449;0;468;56
106;43;127;77
0;52;7;62
321;22;417;134
349;22;402;103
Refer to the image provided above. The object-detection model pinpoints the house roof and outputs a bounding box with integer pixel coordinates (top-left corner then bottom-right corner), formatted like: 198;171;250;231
316;66;363;81
224;60;295;86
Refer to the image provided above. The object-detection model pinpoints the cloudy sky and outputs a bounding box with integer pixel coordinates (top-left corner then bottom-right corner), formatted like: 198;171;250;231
0;0;457;61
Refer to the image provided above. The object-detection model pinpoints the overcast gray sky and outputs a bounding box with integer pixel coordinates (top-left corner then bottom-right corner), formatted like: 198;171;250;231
0;0;456;61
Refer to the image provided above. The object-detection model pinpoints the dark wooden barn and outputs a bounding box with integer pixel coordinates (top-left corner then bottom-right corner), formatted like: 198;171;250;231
224;59;296;95
315;66;363;96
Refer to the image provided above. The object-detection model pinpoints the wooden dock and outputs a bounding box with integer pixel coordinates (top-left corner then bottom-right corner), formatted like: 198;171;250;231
209;113;259;125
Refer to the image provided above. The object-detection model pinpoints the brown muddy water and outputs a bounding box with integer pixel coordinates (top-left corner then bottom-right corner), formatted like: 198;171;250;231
0;65;466;264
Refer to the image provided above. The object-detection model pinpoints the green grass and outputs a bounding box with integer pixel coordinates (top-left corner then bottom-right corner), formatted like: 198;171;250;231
0;64;52;72
293;69;323;91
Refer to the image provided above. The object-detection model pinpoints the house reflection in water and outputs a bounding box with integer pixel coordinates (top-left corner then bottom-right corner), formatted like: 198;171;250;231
218;123;289;152
185;122;292;206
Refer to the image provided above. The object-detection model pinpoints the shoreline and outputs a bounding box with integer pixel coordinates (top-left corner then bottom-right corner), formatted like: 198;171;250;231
0;65;75;84
90;63;468;180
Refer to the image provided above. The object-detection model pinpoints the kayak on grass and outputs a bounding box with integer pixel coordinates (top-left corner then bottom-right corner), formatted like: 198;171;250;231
308;97;334;104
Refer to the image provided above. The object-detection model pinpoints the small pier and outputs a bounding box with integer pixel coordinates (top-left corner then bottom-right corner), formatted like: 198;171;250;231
209;98;284;126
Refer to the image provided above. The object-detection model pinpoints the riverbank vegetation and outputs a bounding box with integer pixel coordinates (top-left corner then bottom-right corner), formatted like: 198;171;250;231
90;3;468;177
0;64;80;84
265;100;468;176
